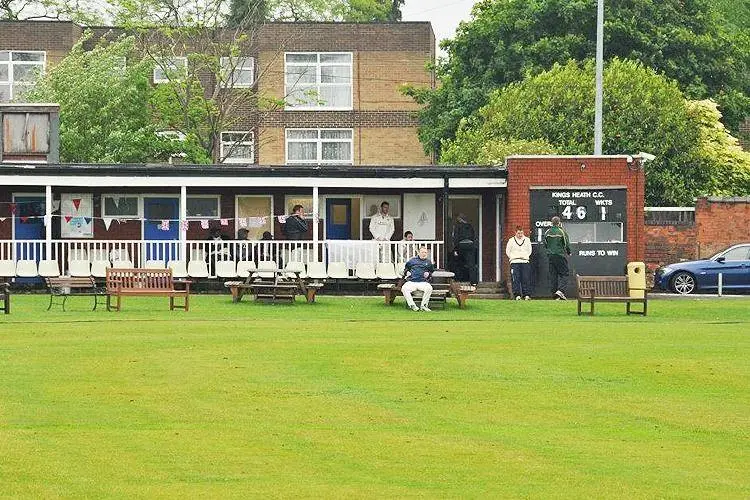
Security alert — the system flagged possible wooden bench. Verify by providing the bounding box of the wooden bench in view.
[106,268,191,312]
[378,281,451,309]
[224,274,323,304]
[45,276,105,311]
[576,275,647,316]
[249,281,298,304]
[0,282,9,314]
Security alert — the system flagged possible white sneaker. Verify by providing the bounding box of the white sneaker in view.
[555,290,567,300]
[515,296,521,300]
[524,296,531,300]
[411,305,420,311]
[420,305,432,312]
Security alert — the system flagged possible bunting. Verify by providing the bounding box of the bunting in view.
[159,220,170,231]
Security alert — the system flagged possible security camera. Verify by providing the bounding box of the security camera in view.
[638,152,656,162]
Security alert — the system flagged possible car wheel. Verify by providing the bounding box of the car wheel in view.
[671,272,696,295]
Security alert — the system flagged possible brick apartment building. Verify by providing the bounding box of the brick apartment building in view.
[0,20,648,295]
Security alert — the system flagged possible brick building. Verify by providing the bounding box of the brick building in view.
[0,21,649,294]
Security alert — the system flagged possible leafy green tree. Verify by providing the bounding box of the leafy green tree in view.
[264,0,395,21]
[24,35,183,163]
[441,59,750,205]
[407,0,750,156]
[227,0,267,27]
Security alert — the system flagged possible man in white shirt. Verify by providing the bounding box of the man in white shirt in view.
[369,201,395,261]
[506,225,533,300]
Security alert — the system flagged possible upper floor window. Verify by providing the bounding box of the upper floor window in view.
[153,57,187,83]
[286,128,353,165]
[220,131,254,163]
[0,51,46,102]
[285,53,352,110]
[221,57,254,88]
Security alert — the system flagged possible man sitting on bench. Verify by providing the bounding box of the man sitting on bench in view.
[402,246,435,312]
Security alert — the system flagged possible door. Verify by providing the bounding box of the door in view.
[13,195,46,282]
[326,198,351,240]
[447,196,481,281]
[715,245,750,289]
[143,197,179,262]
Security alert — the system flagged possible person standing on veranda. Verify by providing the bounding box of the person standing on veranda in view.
[506,225,532,300]
[401,246,435,312]
[369,201,395,261]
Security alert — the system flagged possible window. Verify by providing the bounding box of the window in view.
[721,246,750,261]
[566,222,624,243]
[285,196,314,219]
[153,57,187,83]
[286,128,353,165]
[187,196,220,219]
[363,196,401,218]
[221,57,254,88]
[0,51,46,102]
[102,195,140,218]
[220,131,254,163]
[285,52,352,109]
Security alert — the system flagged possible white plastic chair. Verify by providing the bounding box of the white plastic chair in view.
[255,260,277,280]
[187,260,209,278]
[327,262,349,280]
[0,260,16,278]
[285,261,307,279]
[306,262,327,281]
[168,260,188,278]
[112,260,134,269]
[38,260,61,278]
[216,261,237,278]
[236,261,257,278]
[68,260,91,277]
[109,249,130,262]
[16,260,38,278]
[376,262,398,280]
[90,260,111,278]
[355,262,376,280]
[145,260,165,269]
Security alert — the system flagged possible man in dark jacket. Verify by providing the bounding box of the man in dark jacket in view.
[543,216,572,300]
[283,204,308,240]
[452,214,477,285]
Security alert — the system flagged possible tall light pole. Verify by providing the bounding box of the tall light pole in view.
[594,0,604,155]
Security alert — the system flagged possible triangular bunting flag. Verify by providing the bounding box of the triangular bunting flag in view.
[159,219,170,231]
[220,218,229,226]
[103,218,113,230]
[43,215,51,227]
[9,203,16,215]
[278,215,287,224]
[84,217,92,224]
[72,198,81,211]
[180,220,189,231]
[112,196,120,209]
[200,219,210,230]
[20,216,28,223]
[0,217,5,222]
[64,216,72,223]
[239,217,248,229]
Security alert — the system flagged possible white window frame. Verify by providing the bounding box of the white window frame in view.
[284,52,353,110]
[153,56,188,84]
[186,195,221,220]
[0,50,46,102]
[220,56,255,88]
[101,194,141,218]
[220,131,255,163]
[285,128,354,165]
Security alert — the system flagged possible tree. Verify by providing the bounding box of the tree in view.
[24,35,183,163]
[264,0,394,21]
[441,59,750,205]
[0,0,105,23]
[227,0,267,27]
[406,0,750,157]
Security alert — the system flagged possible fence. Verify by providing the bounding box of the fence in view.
[0,239,444,278]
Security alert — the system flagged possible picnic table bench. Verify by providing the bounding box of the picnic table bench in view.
[0,282,9,314]
[224,269,323,304]
[45,276,106,311]
[106,268,191,312]
[576,275,647,316]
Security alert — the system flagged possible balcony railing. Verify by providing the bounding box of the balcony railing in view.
[0,239,443,278]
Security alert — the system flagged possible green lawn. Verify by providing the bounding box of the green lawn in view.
[1,295,749,498]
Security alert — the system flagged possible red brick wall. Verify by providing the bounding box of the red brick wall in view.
[645,225,698,269]
[695,197,750,257]
[505,156,646,264]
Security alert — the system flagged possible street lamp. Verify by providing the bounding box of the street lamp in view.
[594,0,604,155]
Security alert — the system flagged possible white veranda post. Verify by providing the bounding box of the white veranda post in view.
[312,186,319,261]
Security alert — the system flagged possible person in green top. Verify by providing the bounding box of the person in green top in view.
[543,216,572,300]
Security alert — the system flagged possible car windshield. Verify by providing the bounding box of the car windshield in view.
[710,245,750,260]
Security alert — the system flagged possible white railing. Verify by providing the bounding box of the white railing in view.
[0,239,444,278]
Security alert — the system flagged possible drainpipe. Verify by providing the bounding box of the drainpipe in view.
[312,185,319,261]
[180,186,187,261]
[45,185,52,259]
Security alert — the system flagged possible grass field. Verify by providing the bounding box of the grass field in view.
[1,294,749,498]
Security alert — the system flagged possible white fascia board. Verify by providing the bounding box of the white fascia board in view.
[0,175,446,189]
[448,178,507,189]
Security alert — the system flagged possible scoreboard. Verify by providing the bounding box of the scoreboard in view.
[530,188,627,243]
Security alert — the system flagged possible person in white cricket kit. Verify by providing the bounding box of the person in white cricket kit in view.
[401,246,435,312]
[369,201,395,261]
